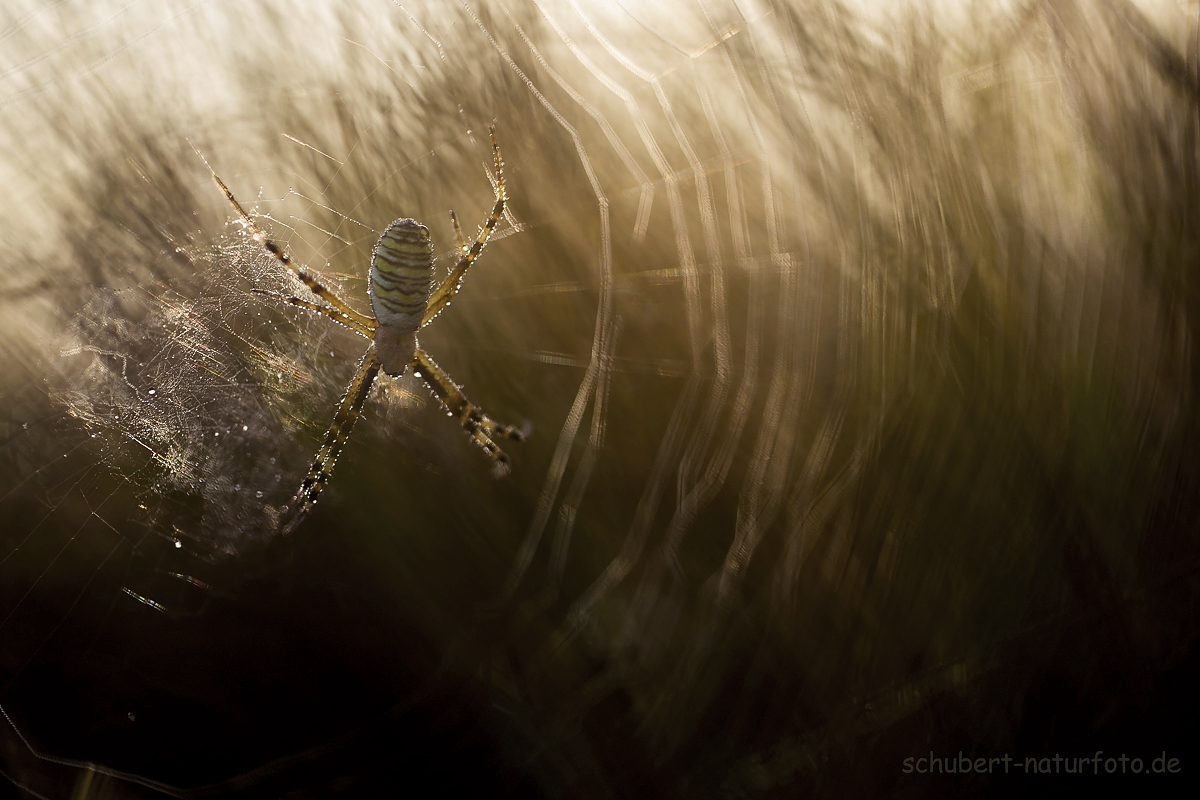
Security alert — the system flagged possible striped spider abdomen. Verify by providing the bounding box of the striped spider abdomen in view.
[369,218,434,376]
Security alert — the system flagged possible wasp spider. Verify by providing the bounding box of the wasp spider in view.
[206,125,526,531]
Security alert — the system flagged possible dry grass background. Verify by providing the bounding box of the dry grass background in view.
[0,0,1198,796]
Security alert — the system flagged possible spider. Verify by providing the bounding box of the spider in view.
[204,125,526,531]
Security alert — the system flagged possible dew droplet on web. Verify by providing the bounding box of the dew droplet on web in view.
[147,389,156,395]
[255,491,263,498]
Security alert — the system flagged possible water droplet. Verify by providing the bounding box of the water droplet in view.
[147,389,156,395]
[174,540,182,549]
[234,484,241,491]
[242,425,248,431]
[413,371,422,378]
[255,490,264,498]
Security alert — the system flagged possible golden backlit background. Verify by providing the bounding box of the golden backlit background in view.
[1,0,1197,796]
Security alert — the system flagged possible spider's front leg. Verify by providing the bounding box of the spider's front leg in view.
[412,347,527,475]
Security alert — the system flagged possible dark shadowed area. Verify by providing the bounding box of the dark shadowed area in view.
[1,0,1197,797]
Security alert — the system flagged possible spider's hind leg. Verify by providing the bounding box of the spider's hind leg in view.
[198,153,375,332]
[412,347,526,474]
[449,209,467,256]
[283,346,382,533]
[250,289,375,337]
[421,124,506,328]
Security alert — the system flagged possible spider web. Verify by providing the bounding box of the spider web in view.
[2,0,1199,797]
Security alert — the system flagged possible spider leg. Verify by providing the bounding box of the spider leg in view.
[422,124,506,327]
[250,289,375,337]
[449,209,467,256]
[412,346,526,473]
[206,169,376,331]
[284,346,382,533]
